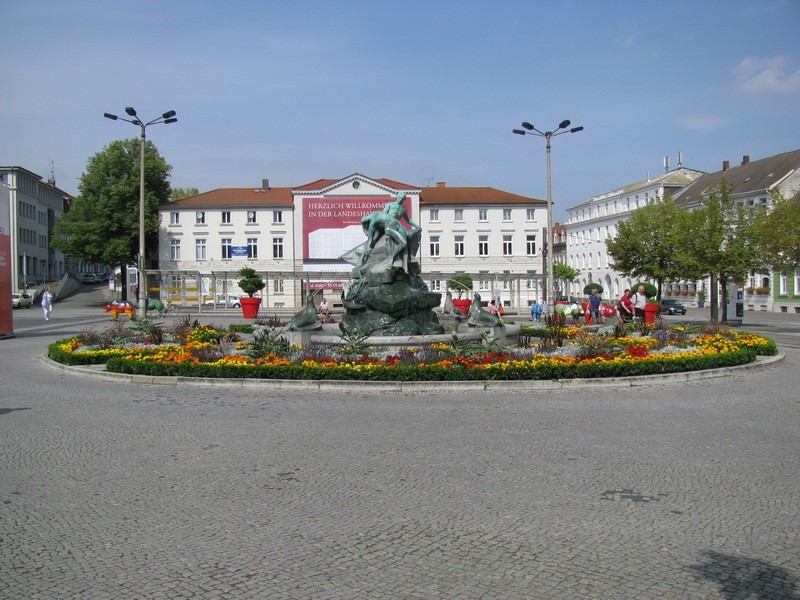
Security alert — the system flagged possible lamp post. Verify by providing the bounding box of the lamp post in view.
[513,119,582,307]
[104,107,177,319]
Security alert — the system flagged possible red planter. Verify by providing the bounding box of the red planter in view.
[644,303,659,323]
[452,299,471,316]
[240,297,262,319]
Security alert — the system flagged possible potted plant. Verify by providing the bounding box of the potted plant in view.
[696,290,705,308]
[447,274,474,316]
[755,286,770,295]
[238,267,265,319]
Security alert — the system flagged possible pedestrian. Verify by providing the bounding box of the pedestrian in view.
[618,289,634,322]
[531,299,542,322]
[588,289,603,324]
[631,285,647,319]
[41,286,53,320]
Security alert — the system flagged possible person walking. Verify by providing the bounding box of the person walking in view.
[41,287,53,320]
[531,300,542,322]
[588,289,603,324]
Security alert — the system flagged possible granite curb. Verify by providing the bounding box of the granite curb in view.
[40,352,786,392]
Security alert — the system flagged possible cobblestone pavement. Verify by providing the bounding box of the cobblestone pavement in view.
[1,300,799,598]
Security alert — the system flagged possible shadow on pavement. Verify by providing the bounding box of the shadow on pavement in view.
[689,549,800,599]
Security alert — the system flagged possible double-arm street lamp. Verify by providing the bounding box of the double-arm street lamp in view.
[513,119,583,306]
[104,107,177,319]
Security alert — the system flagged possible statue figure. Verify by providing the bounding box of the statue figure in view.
[288,294,322,331]
[467,292,503,327]
[338,192,443,337]
[443,291,466,319]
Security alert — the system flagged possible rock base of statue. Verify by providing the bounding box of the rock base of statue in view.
[340,266,443,337]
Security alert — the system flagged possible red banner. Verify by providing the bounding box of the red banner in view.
[303,196,391,260]
[0,185,13,336]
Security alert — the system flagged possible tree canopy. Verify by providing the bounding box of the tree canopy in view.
[52,138,172,298]
[171,187,199,201]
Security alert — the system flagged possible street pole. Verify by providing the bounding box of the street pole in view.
[513,119,583,308]
[104,107,177,319]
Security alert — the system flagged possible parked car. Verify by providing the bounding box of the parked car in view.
[204,295,242,308]
[81,273,101,284]
[660,298,687,315]
[12,292,33,309]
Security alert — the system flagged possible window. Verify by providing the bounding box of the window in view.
[780,275,788,295]
[503,280,511,291]
[273,237,284,259]
[247,238,258,259]
[503,209,512,222]
[479,209,488,222]
[430,279,441,291]
[430,235,440,257]
[503,235,513,256]
[170,239,181,261]
[454,235,465,256]
[274,278,284,293]
[221,238,232,259]
[478,235,489,257]
[195,211,205,224]
[221,211,231,225]
[479,280,490,291]
[273,210,283,224]
[247,211,257,224]
[526,235,536,256]
[454,208,464,221]
[170,212,179,225]
[430,209,439,222]
[795,273,800,296]
[526,208,535,221]
[195,239,206,260]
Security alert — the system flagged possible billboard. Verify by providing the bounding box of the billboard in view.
[303,196,393,260]
[0,184,13,336]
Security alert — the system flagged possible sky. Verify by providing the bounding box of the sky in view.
[2,0,799,224]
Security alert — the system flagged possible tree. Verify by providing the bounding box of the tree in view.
[171,187,199,201]
[52,138,172,301]
[553,262,580,296]
[753,195,800,271]
[681,182,762,322]
[606,195,688,299]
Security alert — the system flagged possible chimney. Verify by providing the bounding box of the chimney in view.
[741,155,750,166]
[261,178,270,190]
[722,161,730,172]
[436,181,446,188]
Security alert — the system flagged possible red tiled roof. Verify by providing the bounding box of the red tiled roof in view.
[292,175,418,192]
[162,187,294,208]
[420,187,545,206]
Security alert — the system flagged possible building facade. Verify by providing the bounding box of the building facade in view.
[673,149,800,313]
[565,166,704,301]
[158,174,548,310]
[0,166,72,290]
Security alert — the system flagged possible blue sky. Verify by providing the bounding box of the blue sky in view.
[2,0,799,223]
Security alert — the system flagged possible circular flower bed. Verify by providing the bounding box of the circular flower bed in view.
[47,315,778,382]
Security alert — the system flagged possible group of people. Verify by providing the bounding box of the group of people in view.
[524,284,650,324]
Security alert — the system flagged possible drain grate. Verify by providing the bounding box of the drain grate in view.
[600,488,668,503]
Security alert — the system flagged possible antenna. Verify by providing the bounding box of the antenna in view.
[48,158,55,185]
[663,155,670,173]
[677,151,683,167]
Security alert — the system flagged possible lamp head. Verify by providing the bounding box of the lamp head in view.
[125,107,137,117]
[164,117,178,124]
[570,126,584,133]
[512,129,526,135]
[521,122,535,130]
[162,110,176,119]
[558,119,571,129]
[103,113,118,120]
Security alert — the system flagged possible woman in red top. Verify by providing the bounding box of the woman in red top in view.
[618,289,634,322]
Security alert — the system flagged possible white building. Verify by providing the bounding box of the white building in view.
[565,165,704,301]
[158,174,548,310]
[673,149,800,313]
[0,166,72,290]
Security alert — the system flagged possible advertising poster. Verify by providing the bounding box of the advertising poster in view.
[303,196,395,261]
[0,184,13,336]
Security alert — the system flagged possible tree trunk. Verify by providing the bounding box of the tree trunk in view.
[709,274,719,322]
[120,264,128,303]
[720,279,728,324]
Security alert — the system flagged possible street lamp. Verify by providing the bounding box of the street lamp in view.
[104,107,177,319]
[513,119,583,307]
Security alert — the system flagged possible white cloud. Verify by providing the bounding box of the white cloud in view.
[676,114,729,135]
[734,55,800,93]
